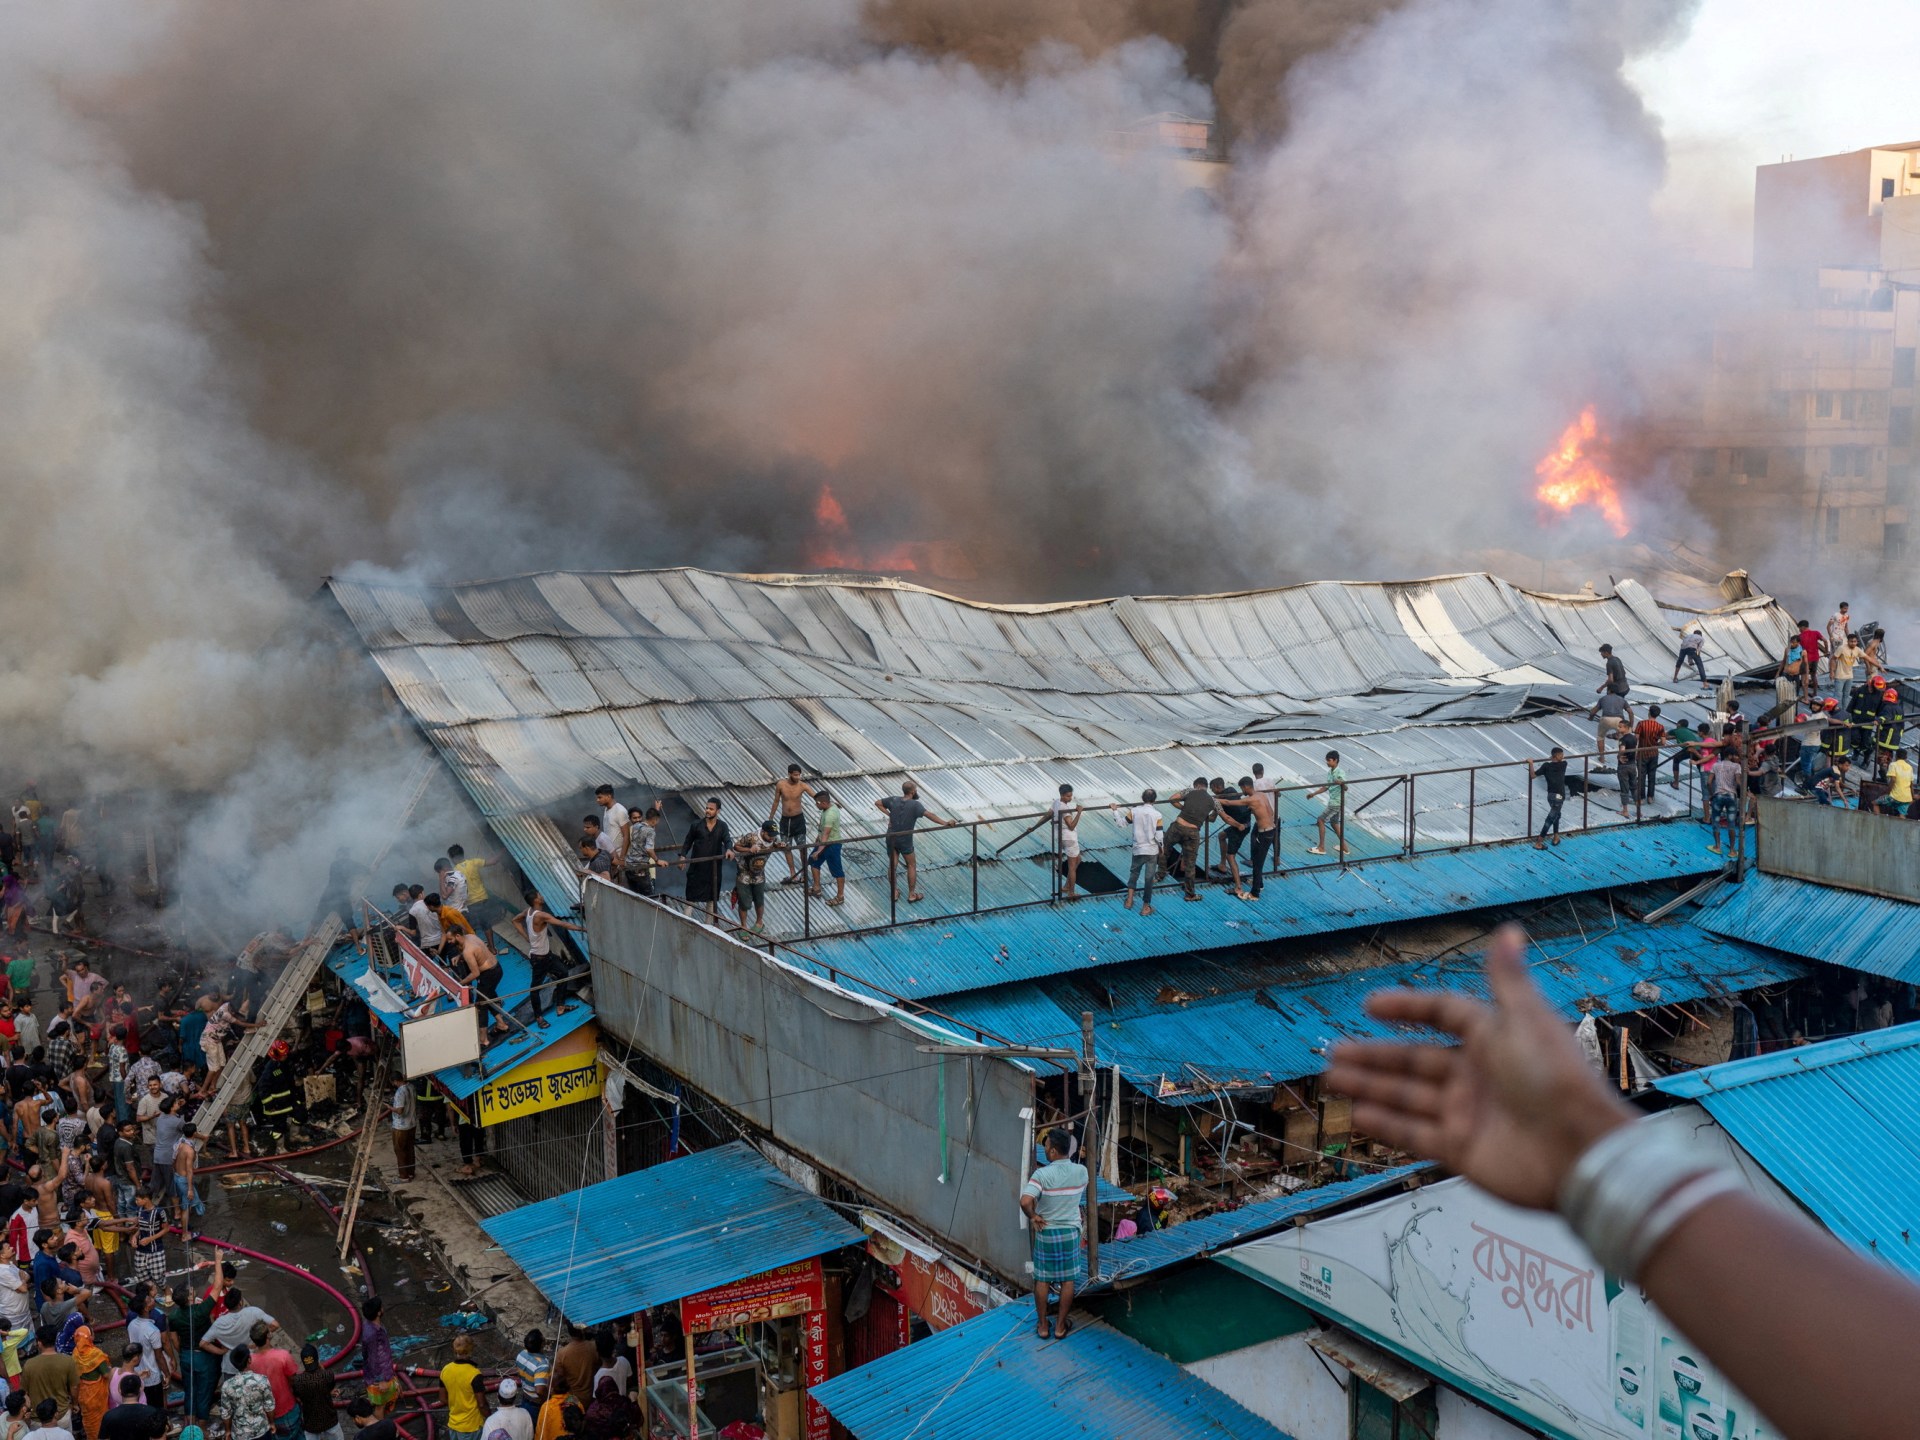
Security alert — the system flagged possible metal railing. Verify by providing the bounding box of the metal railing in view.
[628,742,1725,944]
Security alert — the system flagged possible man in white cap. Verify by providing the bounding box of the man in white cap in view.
[481,1380,532,1440]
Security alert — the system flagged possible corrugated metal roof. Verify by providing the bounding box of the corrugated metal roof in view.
[1691,871,1920,982]
[480,1141,865,1324]
[1654,1024,1920,1276]
[1096,1167,1428,1285]
[326,569,1785,844]
[931,918,1807,1098]
[807,1303,1295,1440]
[790,823,1726,999]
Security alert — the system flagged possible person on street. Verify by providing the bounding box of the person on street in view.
[439,1337,484,1440]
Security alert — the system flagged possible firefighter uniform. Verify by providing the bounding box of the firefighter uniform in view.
[253,1056,303,1151]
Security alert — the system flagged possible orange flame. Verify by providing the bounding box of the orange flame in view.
[805,484,920,573]
[1535,406,1629,537]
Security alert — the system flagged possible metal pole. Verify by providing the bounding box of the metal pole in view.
[1526,762,1533,840]
[1582,754,1590,832]
[1081,1010,1099,1283]
[802,857,811,939]
[685,1325,700,1440]
[1467,768,1476,847]
[889,833,897,928]
[972,820,980,914]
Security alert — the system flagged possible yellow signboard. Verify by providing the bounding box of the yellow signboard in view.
[476,1035,603,1126]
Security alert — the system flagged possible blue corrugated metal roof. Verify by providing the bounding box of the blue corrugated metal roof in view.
[480,1142,865,1324]
[808,1302,1296,1440]
[1097,1166,1427,1286]
[1692,871,1920,982]
[1653,1024,1920,1276]
[935,919,1807,1100]
[325,940,596,1101]
[797,822,1721,999]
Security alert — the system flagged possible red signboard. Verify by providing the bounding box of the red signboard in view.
[396,932,471,1008]
[865,1230,988,1331]
[679,1258,825,1333]
[802,1307,831,1440]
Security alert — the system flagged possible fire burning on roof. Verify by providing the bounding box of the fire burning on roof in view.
[1535,406,1630,537]
[802,484,978,581]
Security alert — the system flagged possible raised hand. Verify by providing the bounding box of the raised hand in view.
[1323,924,1633,1209]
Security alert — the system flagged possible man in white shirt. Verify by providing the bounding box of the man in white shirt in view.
[594,787,631,870]
[1049,785,1083,900]
[482,1380,533,1440]
[435,859,470,915]
[1110,790,1162,917]
[408,894,443,951]
[0,1255,30,1331]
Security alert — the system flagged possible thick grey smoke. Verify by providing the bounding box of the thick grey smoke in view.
[1,0,1715,930]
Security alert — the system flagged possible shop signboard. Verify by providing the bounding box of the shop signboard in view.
[396,932,470,1008]
[680,1258,826,1333]
[803,1307,831,1440]
[1221,1112,1783,1440]
[861,1212,990,1331]
[474,1034,604,1127]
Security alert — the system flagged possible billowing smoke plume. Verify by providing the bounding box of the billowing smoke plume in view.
[2,0,1710,928]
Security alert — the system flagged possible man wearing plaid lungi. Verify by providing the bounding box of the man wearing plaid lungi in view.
[1019,1130,1088,1340]
[131,1184,169,1287]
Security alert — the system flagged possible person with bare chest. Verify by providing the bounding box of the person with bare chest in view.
[767,765,814,885]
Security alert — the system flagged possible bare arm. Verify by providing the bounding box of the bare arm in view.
[1325,926,1920,1440]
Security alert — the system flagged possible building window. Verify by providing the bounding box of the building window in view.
[1856,446,1874,477]
[1893,407,1915,448]
[1842,391,1858,420]
[1351,1379,1437,1440]
[1897,348,1918,388]
[1886,178,1898,200]
[1827,508,1841,543]
[1693,448,1718,479]
[1890,464,1914,504]
[1767,391,1791,419]
[1816,391,1834,418]
[1888,523,1909,561]
[1872,286,1896,311]
[1737,448,1768,477]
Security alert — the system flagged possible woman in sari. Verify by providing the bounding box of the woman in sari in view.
[72,1325,112,1440]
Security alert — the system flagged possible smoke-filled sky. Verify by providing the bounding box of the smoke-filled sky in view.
[0,0,1861,924]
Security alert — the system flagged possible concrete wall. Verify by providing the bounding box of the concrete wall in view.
[1755,794,1920,901]
[584,882,1036,1283]
[1186,1334,1347,1440]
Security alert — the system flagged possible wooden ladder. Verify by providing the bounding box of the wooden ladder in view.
[337,1044,392,1260]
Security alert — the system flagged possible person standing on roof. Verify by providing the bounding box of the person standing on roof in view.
[1110,791,1161,916]
[1240,778,1278,899]
[674,799,731,924]
[767,766,814,887]
[1306,751,1348,858]
[805,790,846,908]
[407,890,443,954]
[1615,730,1644,821]
[594,787,631,875]
[434,858,470,922]
[447,846,507,933]
[876,782,952,907]
[1673,622,1708,687]
[1050,785,1083,901]
[627,807,660,896]
[728,824,775,934]
[520,895,585,1025]
[1831,631,1862,712]
[1211,779,1252,898]
[1873,681,1907,778]
[1589,688,1633,772]
[1530,747,1569,848]
[1596,644,1628,698]
[1162,779,1218,902]
[1632,705,1666,805]
[1827,601,1851,684]
[1018,1130,1087,1342]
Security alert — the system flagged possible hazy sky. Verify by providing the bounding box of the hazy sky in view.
[1633,0,1920,264]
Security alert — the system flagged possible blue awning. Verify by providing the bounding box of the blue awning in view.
[1655,1023,1920,1276]
[481,1142,865,1325]
[809,1303,1296,1440]
[326,940,596,1100]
